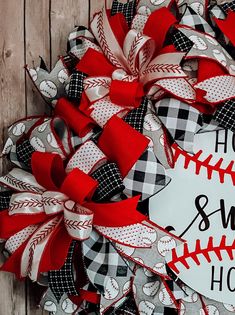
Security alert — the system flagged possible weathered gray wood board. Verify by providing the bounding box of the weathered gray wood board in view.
[0,0,101,313]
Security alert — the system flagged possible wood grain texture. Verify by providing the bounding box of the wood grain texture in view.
[50,0,89,66]
[90,0,113,18]
[25,0,51,116]
[0,0,26,313]
[24,2,51,313]
[0,0,108,314]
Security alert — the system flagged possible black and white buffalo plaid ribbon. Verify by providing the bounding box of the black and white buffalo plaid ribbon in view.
[155,98,203,153]
[180,6,215,36]
[67,26,93,51]
[123,147,170,201]
[82,230,133,295]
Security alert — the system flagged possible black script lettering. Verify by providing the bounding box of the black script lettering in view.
[211,266,223,291]
[196,195,210,231]
[220,200,235,230]
[180,195,235,238]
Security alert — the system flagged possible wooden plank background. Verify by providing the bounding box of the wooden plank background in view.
[0,0,113,314]
[0,0,227,314]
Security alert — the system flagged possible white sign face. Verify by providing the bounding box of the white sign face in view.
[150,129,235,304]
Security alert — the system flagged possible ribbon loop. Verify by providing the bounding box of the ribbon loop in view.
[84,76,111,103]
[109,80,144,107]
[42,191,68,215]
[61,168,98,204]
[32,152,66,191]
[64,201,93,240]
[123,29,155,75]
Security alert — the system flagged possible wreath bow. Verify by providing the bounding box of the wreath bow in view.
[0,149,155,281]
[75,7,196,128]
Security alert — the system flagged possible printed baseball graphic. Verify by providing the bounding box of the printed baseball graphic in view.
[142,227,157,245]
[61,298,77,313]
[44,300,57,312]
[150,129,235,304]
[58,68,69,83]
[143,280,160,296]
[152,262,167,275]
[212,49,227,67]
[157,235,176,257]
[150,0,166,5]
[205,34,219,46]
[132,257,144,265]
[37,121,48,133]
[103,277,120,300]
[47,133,59,148]
[222,47,232,60]
[2,137,13,154]
[39,80,58,98]
[138,300,155,315]
[189,35,208,51]
[29,68,38,82]
[143,267,154,277]
[200,305,219,315]
[181,285,198,303]
[158,287,173,306]
[179,302,186,315]
[12,122,26,136]
[122,280,132,295]
[143,113,161,131]
[30,136,46,152]
[190,2,204,16]
[223,303,235,312]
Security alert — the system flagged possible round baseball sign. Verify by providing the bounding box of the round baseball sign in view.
[150,128,235,304]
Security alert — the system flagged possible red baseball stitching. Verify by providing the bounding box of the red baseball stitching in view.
[64,219,92,230]
[167,235,235,274]
[173,143,235,185]
[97,12,123,68]
[142,64,183,75]
[84,78,110,90]
[9,198,44,211]
[4,174,45,193]
[27,218,60,275]
[128,32,143,74]
[139,41,150,70]
[42,196,64,206]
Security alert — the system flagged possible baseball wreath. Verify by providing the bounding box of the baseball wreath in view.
[1,0,235,314]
